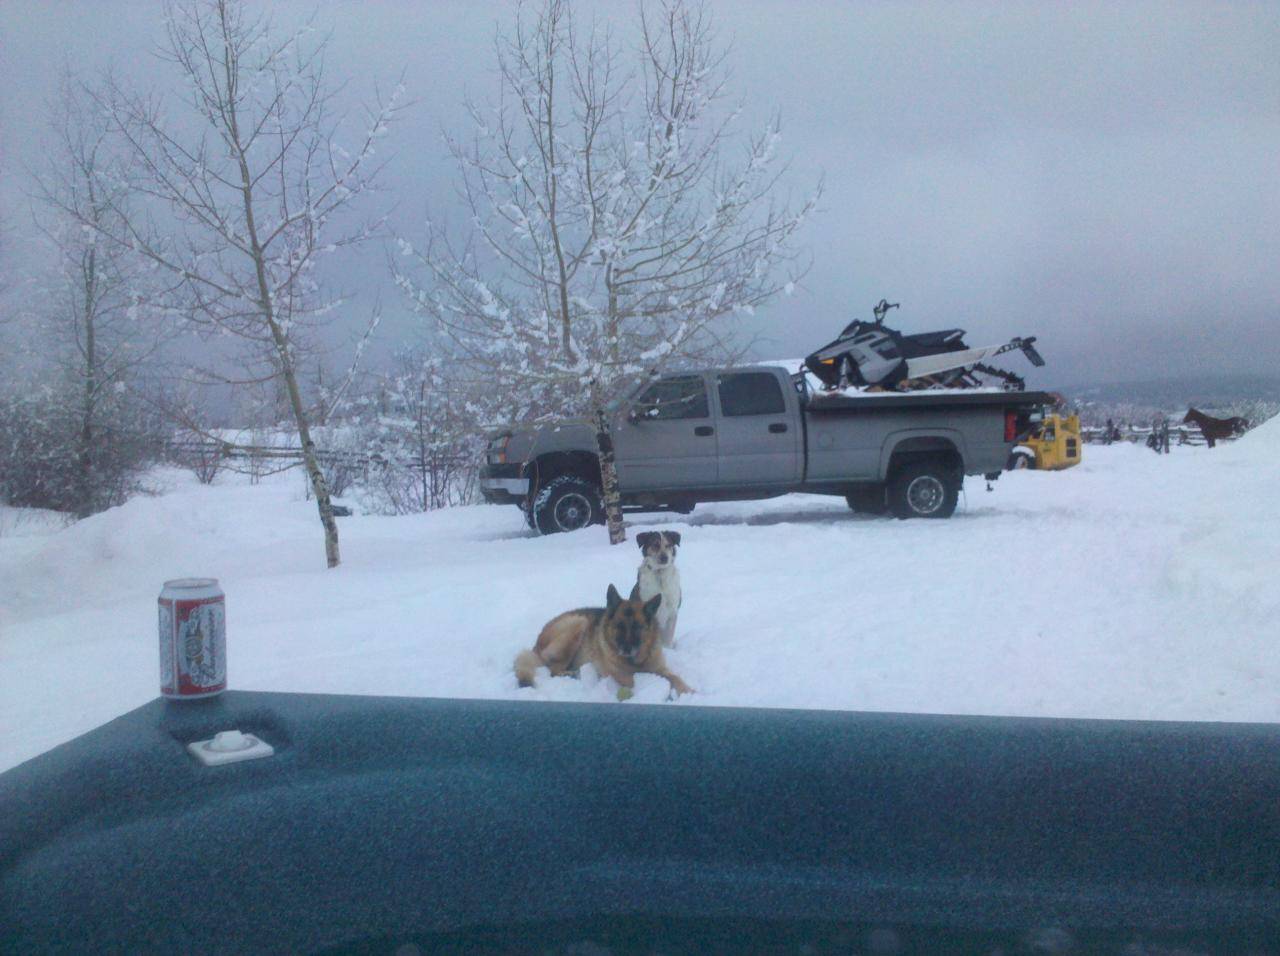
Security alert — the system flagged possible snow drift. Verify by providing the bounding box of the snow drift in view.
[2,419,1278,772]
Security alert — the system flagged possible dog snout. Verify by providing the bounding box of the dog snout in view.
[658,553,668,564]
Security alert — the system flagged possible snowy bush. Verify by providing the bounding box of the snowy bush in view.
[312,425,375,501]
[346,352,484,515]
[168,432,225,485]
[360,441,481,516]
[0,379,165,515]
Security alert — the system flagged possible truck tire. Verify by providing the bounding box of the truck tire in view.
[531,476,604,535]
[845,485,888,515]
[888,460,959,519]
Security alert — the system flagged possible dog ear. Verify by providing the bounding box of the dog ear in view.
[665,531,681,547]
[629,583,641,601]
[606,584,622,612]
[643,593,662,620]
[635,532,653,550]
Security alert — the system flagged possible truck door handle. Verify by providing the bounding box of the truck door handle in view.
[694,426,714,437]
[769,423,788,433]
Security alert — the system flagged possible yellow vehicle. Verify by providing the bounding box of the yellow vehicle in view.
[1007,411,1082,471]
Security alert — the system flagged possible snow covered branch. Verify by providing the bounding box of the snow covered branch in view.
[64,0,406,566]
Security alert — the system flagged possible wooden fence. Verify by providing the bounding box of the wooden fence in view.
[165,438,476,485]
[1081,425,1221,446]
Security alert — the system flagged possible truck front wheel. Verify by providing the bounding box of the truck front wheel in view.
[888,461,959,519]
[531,476,604,535]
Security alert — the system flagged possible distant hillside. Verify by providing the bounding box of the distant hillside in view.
[1060,374,1280,428]
[1065,374,1280,407]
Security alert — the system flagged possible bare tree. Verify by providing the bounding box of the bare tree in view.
[395,0,817,543]
[67,0,404,566]
[23,76,166,517]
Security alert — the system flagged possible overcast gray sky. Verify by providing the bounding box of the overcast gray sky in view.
[2,0,1277,386]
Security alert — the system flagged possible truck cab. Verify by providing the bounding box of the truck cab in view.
[615,368,802,494]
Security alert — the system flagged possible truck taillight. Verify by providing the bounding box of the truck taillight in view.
[488,434,512,464]
[1004,410,1017,442]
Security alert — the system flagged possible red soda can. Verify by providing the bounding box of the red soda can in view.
[158,578,227,699]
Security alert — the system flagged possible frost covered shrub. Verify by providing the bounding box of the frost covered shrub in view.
[170,435,224,485]
[347,353,484,515]
[360,438,481,515]
[352,413,482,516]
[311,424,375,500]
[0,379,165,516]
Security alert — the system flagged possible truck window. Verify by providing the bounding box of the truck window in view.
[717,372,787,416]
[635,376,709,420]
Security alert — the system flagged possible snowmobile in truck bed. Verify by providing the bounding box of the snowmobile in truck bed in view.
[805,299,1045,392]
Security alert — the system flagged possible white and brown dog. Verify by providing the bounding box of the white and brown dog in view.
[634,531,682,648]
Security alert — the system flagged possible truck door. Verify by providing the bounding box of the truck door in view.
[713,371,801,485]
[613,374,719,490]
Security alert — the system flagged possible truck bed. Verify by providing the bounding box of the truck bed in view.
[803,387,1056,413]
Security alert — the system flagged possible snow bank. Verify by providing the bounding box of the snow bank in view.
[2,430,1278,772]
[1158,414,1280,633]
[0,506,69,539]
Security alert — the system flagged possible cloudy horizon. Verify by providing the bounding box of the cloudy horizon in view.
[2,0,1277,388]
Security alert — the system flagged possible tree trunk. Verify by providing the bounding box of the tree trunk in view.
[221,32,341,568]
[76,247,97,519]
[595,264,626,544]
[606,261,620,368]
[287,365,341,568]
[593,403,626,545]
[265,322,341,566]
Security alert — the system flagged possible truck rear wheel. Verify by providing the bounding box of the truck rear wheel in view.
[888,460,959,519]
[531,476,604,535]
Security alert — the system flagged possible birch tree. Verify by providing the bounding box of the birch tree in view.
[68,0,403,566]
[395,0,817,543]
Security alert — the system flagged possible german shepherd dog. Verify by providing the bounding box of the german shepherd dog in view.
[514,584,693,697]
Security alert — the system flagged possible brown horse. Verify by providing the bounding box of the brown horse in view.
[1183,408,1249,448]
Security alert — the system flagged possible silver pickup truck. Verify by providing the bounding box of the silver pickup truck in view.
[480,365,1051,533]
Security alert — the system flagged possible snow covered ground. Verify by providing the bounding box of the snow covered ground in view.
[3,420,1278,773]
